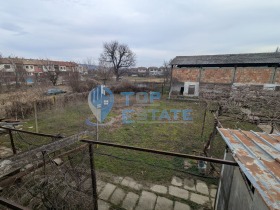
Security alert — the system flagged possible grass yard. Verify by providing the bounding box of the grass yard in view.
[0,95,261,185]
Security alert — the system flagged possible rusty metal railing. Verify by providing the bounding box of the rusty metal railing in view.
[0,126,64,155]
[80,139,238,210]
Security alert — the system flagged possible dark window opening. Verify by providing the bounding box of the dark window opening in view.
[275,86,280,91]
[249,85,263,91]
[245,175,255,194]
[188,85,195,95]
[180,87,184,95]
[4,65,10,69]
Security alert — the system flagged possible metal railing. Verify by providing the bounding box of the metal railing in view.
[0,126,64,155]
[80,139,238,210]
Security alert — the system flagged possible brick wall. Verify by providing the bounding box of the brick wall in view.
[172,67,200,82]
[235,67,273,84]
[274,69,280,84]
[201,67,233,83]
[172,66,276,84]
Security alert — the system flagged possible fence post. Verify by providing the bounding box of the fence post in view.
[89,144,98,210]
[42,150,46,175]
[34,101,38,133]
[8,130,16,154]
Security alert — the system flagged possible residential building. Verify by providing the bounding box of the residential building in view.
[0,58,79,85]
[137,67,148,77]
[148,66,163,76]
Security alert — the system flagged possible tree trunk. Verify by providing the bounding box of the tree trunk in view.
[116,74,120,81]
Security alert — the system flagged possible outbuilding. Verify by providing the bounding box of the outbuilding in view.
[216,128,280,210]
[170,52,280,97]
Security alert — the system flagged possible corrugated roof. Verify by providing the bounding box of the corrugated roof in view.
[218,128,280,210]
[171,53,280,66]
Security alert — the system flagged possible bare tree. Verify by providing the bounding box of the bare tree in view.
[162,59,172,87]
[42,59,60,86]
[97,58,113,85]
[80,57,96,77]
[99,41,136,81]
[0,54,3,91]
[7,56,26,87]
[68,71,82,92]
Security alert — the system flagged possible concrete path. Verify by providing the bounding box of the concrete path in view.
[94,175,217,210]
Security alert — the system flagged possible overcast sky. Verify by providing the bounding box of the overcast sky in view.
[0,0,279,67]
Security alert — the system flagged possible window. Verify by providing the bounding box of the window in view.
[275,86,280,91]
[188,85,195,95]
[4,65,10,69]
[30,66,33,69]
[249,85,263,91]
[26,65,29,69]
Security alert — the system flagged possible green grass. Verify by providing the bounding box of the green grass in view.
[93,99,218,184]
[0,97,261,185]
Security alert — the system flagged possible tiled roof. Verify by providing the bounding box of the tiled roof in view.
[0,58,77,67]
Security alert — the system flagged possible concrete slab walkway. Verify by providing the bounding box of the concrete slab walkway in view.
[94,175,217,210]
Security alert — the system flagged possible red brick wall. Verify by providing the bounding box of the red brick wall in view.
[274,69,280,84]
[172,67,200,82]
[235,67,273,84]
[201,67,233,83]
[172,66,276,84]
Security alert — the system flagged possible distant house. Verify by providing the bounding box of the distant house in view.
[137,67,148,77]
[125,67,138,76]
[0,58,79,85]
[0,58,25,84]
[148,66,164,77]
[216,128,280,210]
[170,53,280,97]
[78,64,96,75]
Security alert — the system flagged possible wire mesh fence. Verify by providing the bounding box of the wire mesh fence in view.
[0,91,231,210]
[0,137,228,210]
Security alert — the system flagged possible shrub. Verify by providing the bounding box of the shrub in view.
[110,82,151,94]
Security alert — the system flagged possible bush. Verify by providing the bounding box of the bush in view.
[4,92,89,119]
[68,73,100,93]
[110,82,151,94]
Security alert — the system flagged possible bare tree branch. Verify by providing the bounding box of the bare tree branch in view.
[99,41,136,81]
[42,59,60,86]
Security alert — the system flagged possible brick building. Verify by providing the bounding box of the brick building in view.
[0,58,79,85]
[170,53,280,96]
